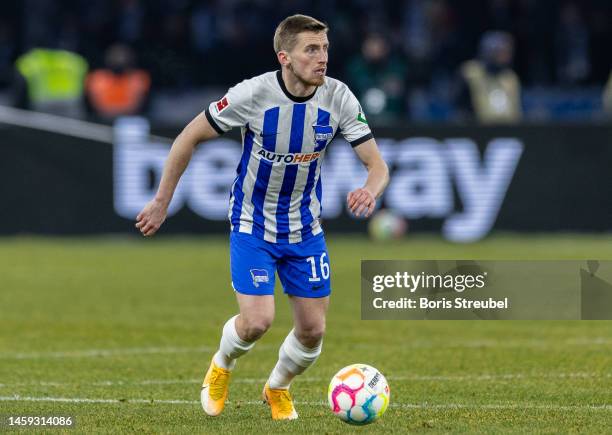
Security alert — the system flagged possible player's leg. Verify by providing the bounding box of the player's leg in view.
[201,232,277,416]
[215,293,275,370]
[263,234,331,419]
[267,295,328,388]
[263,298,329,420]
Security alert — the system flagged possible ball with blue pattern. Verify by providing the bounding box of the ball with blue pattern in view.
[328,364,390,425]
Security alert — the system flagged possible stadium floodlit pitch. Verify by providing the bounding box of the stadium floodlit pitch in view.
[1,234,611,433]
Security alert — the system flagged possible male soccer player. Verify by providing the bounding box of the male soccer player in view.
[135,14,389,420]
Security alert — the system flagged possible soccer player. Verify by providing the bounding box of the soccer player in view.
[135,14,389,420]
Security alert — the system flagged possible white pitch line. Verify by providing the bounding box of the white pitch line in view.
[0,344,283,360]
[135,371,612,384]
[391,403,612,411]
[0,396,197,405]
[0,346,215,360]
[1,337,610,360]
[389,372,612,382]
[352,337,612,350]
[0,372,609,389]
[0,396,610,411]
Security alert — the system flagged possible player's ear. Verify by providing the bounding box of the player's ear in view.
[277,50,290,67]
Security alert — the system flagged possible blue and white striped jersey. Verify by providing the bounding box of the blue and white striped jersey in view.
[205,71,372,244]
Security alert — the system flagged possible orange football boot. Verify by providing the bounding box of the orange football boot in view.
[200,359,231,416]
[262,383,298,420]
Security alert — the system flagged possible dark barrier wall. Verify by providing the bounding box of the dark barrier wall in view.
[2,118,611,241]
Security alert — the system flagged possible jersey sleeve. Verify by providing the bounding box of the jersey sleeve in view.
[339,88,373,147]
[204,80,252,134]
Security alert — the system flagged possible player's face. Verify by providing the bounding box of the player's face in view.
[287,31,329,86]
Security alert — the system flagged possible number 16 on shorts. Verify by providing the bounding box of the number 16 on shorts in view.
[307,253,330,282]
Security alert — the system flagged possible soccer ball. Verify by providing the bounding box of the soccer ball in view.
[368,209,407,241]
[328,364,390,425]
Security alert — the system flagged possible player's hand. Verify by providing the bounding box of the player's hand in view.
[135,199,168,237]
[347,187,376,218]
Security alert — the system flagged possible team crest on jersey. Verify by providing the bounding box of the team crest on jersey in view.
[250,269,269,287]
[215,96,229,113]
[313,125,334,150]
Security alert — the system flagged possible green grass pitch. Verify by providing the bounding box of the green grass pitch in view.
[1,234,611,433]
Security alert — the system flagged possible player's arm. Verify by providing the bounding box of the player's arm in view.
[347,138,389,218]
[135,113,219,236]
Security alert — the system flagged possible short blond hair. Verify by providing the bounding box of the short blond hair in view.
[273,14,328,53]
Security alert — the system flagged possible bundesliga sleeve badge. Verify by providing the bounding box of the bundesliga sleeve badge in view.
[216,96,229,113]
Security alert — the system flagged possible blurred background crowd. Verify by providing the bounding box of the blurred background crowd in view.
[0,0,611,124]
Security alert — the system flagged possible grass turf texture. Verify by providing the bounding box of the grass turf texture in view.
[0,234,611,433]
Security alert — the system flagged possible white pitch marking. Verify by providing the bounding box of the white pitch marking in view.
[0,372,609,388]
[0,396,197,405]
[351,337,612,350]
[387,372,612,382]
[0,346,216,360]
[2,337,609,360]
[210,371,612,384]
[0,396,610,411]
[0,344,280,360]
[390,402,612,411]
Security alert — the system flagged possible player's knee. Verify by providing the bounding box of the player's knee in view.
[295,323,326,348]
[241,316,273,341]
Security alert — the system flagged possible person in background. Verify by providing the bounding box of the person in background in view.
[14,47,88,117]
[556,2,590,85]
[85,44,151,120]
[454,31,521,123]
[346,33,407,121]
